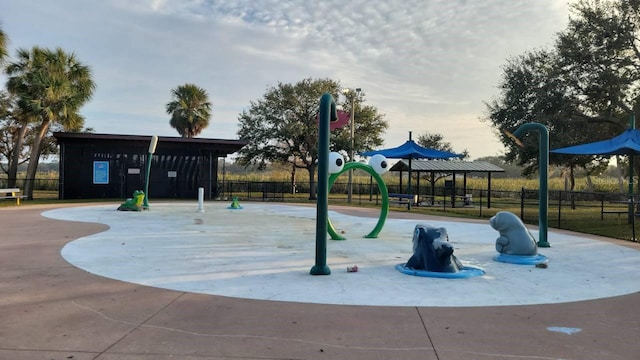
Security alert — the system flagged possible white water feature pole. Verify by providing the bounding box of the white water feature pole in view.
[197,187,205,213]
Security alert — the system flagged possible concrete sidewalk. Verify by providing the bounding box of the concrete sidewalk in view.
[1,203,639,359]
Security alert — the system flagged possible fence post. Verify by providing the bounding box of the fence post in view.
[558,190,562,228]
[442,189,447,211]
[520,187,525,220]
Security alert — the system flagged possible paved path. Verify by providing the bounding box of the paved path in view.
[1,203,639,359]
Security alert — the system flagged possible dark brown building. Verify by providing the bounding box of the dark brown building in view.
[53,132,246,200]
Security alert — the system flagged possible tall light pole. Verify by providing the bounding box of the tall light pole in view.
[343,87,361,204]
[143,135,158,210]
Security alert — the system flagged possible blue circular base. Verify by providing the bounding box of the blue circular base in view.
[395,264,485,279]
[227,206,243,210]
[493,253,548,265]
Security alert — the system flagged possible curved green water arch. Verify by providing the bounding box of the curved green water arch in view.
[327,162,389,239]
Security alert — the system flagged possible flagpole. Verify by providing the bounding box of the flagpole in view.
[408,131,412,197]
[629,114,635,225]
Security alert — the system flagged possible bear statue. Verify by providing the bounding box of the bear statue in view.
[489,211,538,256]
[405,224,462,273]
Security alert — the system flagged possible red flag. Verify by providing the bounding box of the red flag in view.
[316,110,350,131]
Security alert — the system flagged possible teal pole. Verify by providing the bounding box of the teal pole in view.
[310,93,336,275]
[511,123,550,247]
[143,135,158,210]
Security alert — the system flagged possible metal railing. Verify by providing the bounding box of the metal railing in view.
[218,180,637,242]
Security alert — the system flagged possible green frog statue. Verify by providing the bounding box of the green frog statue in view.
[117,190,146,211]
[227,196,242,209]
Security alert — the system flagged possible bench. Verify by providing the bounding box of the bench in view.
[418,195,436,206]
[600,209,629,221]
[600,199,635,221]
[388,193,418,209]
[0,188,26,205]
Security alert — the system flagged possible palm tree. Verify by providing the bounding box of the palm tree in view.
[166,83,212,137]
[6,46,95,199]
[0,92,37,187]
[0,26,8,63]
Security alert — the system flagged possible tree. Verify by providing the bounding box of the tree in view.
[486,49,604,180]
[166,83,212,137]
[475,156,526,178]
[484,0,634,189]
[332,90,388,161]
[0,91,30,185]
[5,46,95,199]
[416,131,469,159]
[414,131,469,185]
[0,90,90,186]
[237,78,387,199]
[0,25,7,63]
[555,0,640,187]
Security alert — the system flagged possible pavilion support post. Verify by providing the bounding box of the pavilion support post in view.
[431,172,435,201]
[416,170,420,200]
[487,172,492,208]
[451,171,456,208]
[408,158,413,195]
[463,173,468,195]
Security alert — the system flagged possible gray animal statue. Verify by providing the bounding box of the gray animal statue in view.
[489,211,538,255]
[405,224,462,273]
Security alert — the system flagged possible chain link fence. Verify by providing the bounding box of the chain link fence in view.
[218,180,636,242]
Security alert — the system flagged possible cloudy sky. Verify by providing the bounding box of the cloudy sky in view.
[2,0,572,159]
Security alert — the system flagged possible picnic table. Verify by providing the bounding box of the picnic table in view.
[0,188,26,205]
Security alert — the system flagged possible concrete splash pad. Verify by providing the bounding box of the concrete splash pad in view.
[44,202,640,307]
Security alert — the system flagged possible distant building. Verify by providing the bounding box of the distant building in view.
[53,132,247,200]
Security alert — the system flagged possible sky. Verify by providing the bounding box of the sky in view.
[1,0,573,160]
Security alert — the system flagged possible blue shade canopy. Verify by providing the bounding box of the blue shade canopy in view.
[551,129,640,156]
[361,140,462,159]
